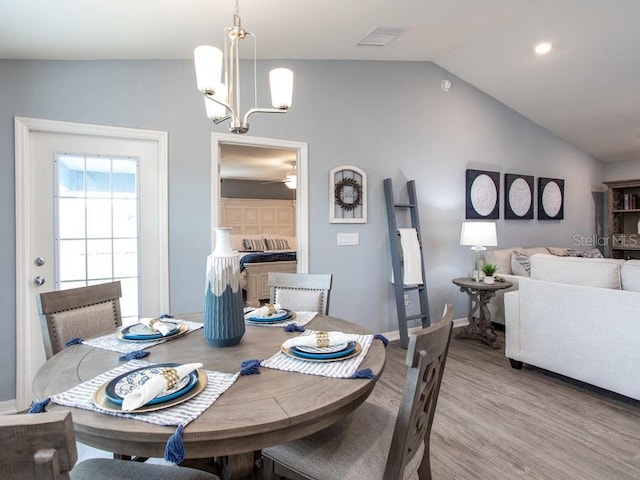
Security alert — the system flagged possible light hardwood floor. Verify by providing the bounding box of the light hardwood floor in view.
[79,329,640,479]
[369,329,640,480]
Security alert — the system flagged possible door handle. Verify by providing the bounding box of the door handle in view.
[34,276,45,286]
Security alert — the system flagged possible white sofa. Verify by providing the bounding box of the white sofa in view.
[484,246,559,325]
[504,253,640,400]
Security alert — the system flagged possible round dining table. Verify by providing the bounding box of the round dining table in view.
[32,313,386,479]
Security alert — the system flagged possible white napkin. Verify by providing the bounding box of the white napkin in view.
[139,317,172,336]
[121,362,202,411]
[244,303,282,319]
[282,331,350,349]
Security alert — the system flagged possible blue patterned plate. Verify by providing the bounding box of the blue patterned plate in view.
[104,363,198,406]
[121,321,180,340]
[290,341,357,360]
[247,308,292,323]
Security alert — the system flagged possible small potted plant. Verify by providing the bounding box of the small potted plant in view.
[481,263,498,284]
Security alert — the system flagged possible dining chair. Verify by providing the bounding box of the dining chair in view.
[262,304,454,480]
[268,272,333,314]
[0,411,219,480]
[37,281,123,359]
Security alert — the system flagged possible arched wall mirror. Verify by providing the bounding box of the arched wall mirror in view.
[211,134,309,305]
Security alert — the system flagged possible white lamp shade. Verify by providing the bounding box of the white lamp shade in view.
[269,68,293,109]
[194,46,223,93]
[460,221,497,247]
[204,84,228,120]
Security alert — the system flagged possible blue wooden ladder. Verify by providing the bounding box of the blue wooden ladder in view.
[383,178,431,348]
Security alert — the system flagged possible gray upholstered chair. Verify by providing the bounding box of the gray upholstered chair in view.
[268,272,333,314]
[262,304,454,480]
[37,281,123,359]
[0,411,218,480]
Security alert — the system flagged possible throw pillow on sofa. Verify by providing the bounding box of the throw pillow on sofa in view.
[511,251,531,276]
[567,248,603,258]
[547,246,569,256]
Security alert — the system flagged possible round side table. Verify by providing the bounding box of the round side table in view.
[452,277,513,349]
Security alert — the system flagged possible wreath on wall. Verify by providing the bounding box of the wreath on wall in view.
[334,177,363,211]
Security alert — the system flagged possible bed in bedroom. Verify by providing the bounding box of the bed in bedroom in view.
[235,240,297,307]
[240,251,297,307]
[223,197,298,306]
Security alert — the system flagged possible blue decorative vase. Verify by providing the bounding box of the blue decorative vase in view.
[203,228,245,347]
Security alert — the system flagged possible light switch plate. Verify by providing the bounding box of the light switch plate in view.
[337,233,359,245]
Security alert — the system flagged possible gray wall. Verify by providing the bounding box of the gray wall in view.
[604,158,640,182]
[0,59,602,401]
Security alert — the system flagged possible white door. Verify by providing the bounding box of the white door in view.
[15,117,169,410]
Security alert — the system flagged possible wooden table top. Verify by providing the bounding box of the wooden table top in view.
[32,314,386,459]
[452,277,513,291]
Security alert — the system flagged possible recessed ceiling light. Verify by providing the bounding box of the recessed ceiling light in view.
[534,41,554,55]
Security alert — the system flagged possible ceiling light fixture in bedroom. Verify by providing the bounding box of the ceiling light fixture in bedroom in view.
[194,0,294,134]
[284,165,297,190]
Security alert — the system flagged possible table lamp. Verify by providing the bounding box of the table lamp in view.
[460,221,497,281]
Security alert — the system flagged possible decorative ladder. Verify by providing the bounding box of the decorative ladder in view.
[383,178,431,348]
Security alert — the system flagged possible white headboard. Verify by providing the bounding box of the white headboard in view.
[221,197,296,236]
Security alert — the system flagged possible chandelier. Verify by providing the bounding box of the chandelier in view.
[194,0,294,134]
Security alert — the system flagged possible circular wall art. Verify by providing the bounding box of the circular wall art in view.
[465,169,499,219]
[505,173,534,220]
[329,165,367,223]
[538,177,564,220]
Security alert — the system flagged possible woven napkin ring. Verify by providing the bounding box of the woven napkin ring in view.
[315,331,330,348]
[148,317,161,332]
[161,368,180,390]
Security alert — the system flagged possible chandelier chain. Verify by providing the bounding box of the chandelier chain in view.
[234,0,240,16]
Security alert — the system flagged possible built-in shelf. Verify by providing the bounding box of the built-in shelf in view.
[605,179,640,260]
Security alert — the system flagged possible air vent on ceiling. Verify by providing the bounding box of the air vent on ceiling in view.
[356,25,410,47]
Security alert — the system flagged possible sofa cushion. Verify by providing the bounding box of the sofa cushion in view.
[486,247,523,275]
[547,246,569,256]
[511,251,531,276]
[621,260,640,292]
[522,247,550,257]
[567,248,604,258]
[530,253,623,289]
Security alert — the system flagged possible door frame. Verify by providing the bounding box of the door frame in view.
[14,116,169,411]
[211,133,309,273]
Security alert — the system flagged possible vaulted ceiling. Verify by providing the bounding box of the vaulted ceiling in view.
[3,0,640,163]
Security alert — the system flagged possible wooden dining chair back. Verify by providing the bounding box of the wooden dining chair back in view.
[268,272,333,314]
[1,410,77,480]
[0,411,220,480]
[37,281,122,359]
[262,304,454,480]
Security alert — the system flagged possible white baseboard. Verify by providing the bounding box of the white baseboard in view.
[382,316,468,342]
[0,399,18,415]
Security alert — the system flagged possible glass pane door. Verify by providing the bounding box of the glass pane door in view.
[55,153,139,323]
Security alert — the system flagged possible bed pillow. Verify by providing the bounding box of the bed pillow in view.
[265,238,290,251]
[242,238,266,252]
[231,235,245,251]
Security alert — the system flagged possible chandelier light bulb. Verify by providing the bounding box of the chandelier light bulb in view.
[204,84,229,120]
[269,68,294,109]
[194,46,223,93]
